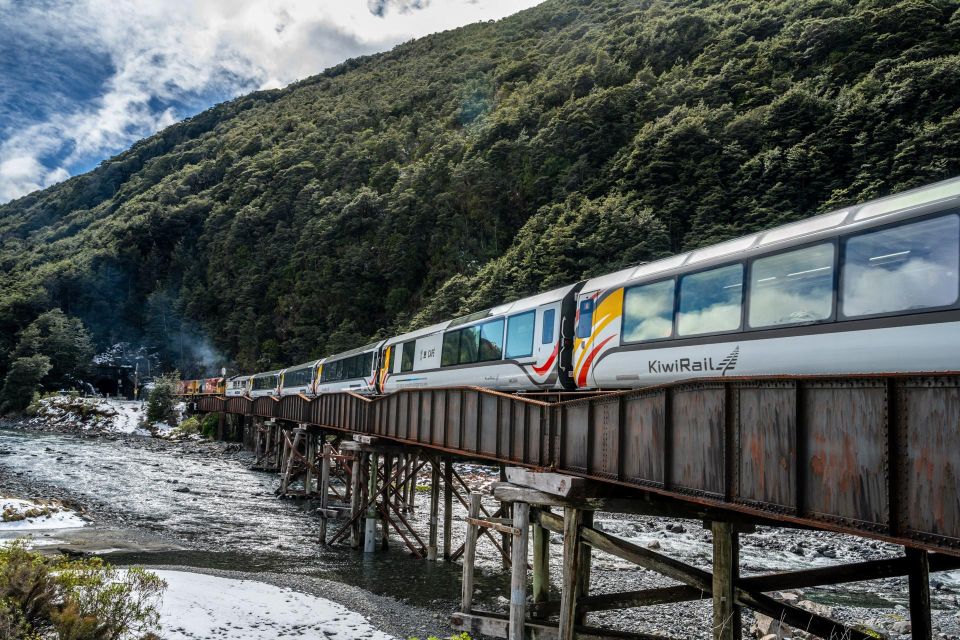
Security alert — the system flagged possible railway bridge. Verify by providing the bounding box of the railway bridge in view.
[192,372,960,640]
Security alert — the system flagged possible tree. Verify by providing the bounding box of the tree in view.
[0,354,52,413]
[12,309,94,391]
[146,373,178,424]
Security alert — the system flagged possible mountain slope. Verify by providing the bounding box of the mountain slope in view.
[1,0,959,376]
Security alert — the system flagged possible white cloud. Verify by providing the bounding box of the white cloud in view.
[0,0,543,203]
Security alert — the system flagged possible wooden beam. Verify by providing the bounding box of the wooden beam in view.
[558,507,584,640]
[443,458,453,560]
[532,507,551,617]
[579,525,712,592]
[461,492,482,613]
[318,443,332,543]
[739,556,913,592]
[535,585,706,617]
[505,467,586,497]
[578,510,594,626]
[466,517,521,537]
[509,502,530,640]
[907,548,932,640]
[711,521,740,640]
[428,460,441,561]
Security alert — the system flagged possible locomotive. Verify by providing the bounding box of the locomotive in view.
[182,177,960,397]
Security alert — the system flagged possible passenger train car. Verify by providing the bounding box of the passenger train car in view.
[573,178,960,387]
[314,342,384,395]
[380,283,581,392]
[179,177,960,397]
[225,375,251,397]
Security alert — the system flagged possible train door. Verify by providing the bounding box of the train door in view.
[534,302,561,387]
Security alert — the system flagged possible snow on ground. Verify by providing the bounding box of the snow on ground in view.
[1,497,85,531]
[153,570,397,640]
[29,395,151,435]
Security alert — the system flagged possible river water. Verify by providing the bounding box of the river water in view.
[2,426,959,638]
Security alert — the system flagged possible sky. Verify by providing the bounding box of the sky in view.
[0,0,543,204]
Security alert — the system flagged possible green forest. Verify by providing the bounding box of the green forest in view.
[1,0,958,380]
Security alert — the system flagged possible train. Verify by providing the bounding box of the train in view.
[180,177,960,397]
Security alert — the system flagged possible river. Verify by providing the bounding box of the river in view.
[2,425,958,639]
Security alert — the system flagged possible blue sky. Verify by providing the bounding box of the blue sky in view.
[0,0,543,204]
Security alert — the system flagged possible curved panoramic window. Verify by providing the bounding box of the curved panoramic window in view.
[677,264,743,336]
[749,243,835,328]
[623,279,675,342]
[505,311,536,359]
[479,319,505,361]
[841,214,959,317]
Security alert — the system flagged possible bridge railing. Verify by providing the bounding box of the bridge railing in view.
[192,373,960,555]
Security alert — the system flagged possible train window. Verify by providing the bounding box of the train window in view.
[677,264,743,336]
[505,310,535,359]
[749,243,835,328]
[542,309,556,344]
[842,214,960,317]
[441,331,460,367]
[459,326,480,364]
[623,279,675,342]
[479,318,505,361]
[576,298,594,339]
[401,341,416,372]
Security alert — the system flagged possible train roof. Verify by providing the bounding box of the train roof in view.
[324,340,385,362]
[384,320,451,347]
[580,176,960,293]
[227,374,251,381]
[283,359,322,372]
[251,369,281,379]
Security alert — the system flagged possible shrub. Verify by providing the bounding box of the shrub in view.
[146,373,178,424]
[199,413,219,438]
[0,542,165,640]
[174,416,200,437]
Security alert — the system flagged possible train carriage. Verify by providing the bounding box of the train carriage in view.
[279,360,322,397]
[380,283,582,392]
[573,178,960,388]
[314,342,383,395]
[249,370,281,398]
[202,377,225,395]
[225,375,251,397]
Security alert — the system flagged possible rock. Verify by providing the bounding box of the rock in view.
[669,523,686,534]
[816,544,837,558]
[173,486,191,493]
[647,540,661,550]
[777,591,800,603]
[796,600,832,618]
[753,613,791,638]
[789,544,805,556]
[891,620,911,634]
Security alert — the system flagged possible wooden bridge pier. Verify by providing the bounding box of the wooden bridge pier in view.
[452,468,960,640]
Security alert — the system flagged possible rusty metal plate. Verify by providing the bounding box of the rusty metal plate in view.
[621,392,665,486]
[590,397,621,478]
[561,403,589,473]
[252,397,276,418]
[432,391,445,446]
[670,386,725,496]
[736,385,797,510]
[528,405,542,465]
[446,390,462,450]
[463,391,479,453]
[803,383,889,528]
[479,394,498,456]
[901,382,960,542]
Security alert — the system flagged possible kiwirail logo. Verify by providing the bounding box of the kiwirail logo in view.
[647,346,740,375]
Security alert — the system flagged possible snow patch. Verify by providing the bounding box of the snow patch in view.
[152,570,397,640]
[29,395,151,435]
[1,497,86,531]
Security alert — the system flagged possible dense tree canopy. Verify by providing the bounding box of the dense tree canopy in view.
[1,0,958,377]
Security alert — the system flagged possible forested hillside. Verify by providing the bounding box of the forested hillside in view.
[1,0,959,377]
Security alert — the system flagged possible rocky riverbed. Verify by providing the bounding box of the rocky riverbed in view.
[2,421,959,639]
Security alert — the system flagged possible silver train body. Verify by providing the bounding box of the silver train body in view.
[230,177,960,397]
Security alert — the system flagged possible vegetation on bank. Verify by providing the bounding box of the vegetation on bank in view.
[0,0,957,377]
[0,310,93,413]
[0,543,165,640]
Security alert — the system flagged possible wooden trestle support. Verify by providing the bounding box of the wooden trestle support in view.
[217,411,960,639]
[453,469,960,640]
